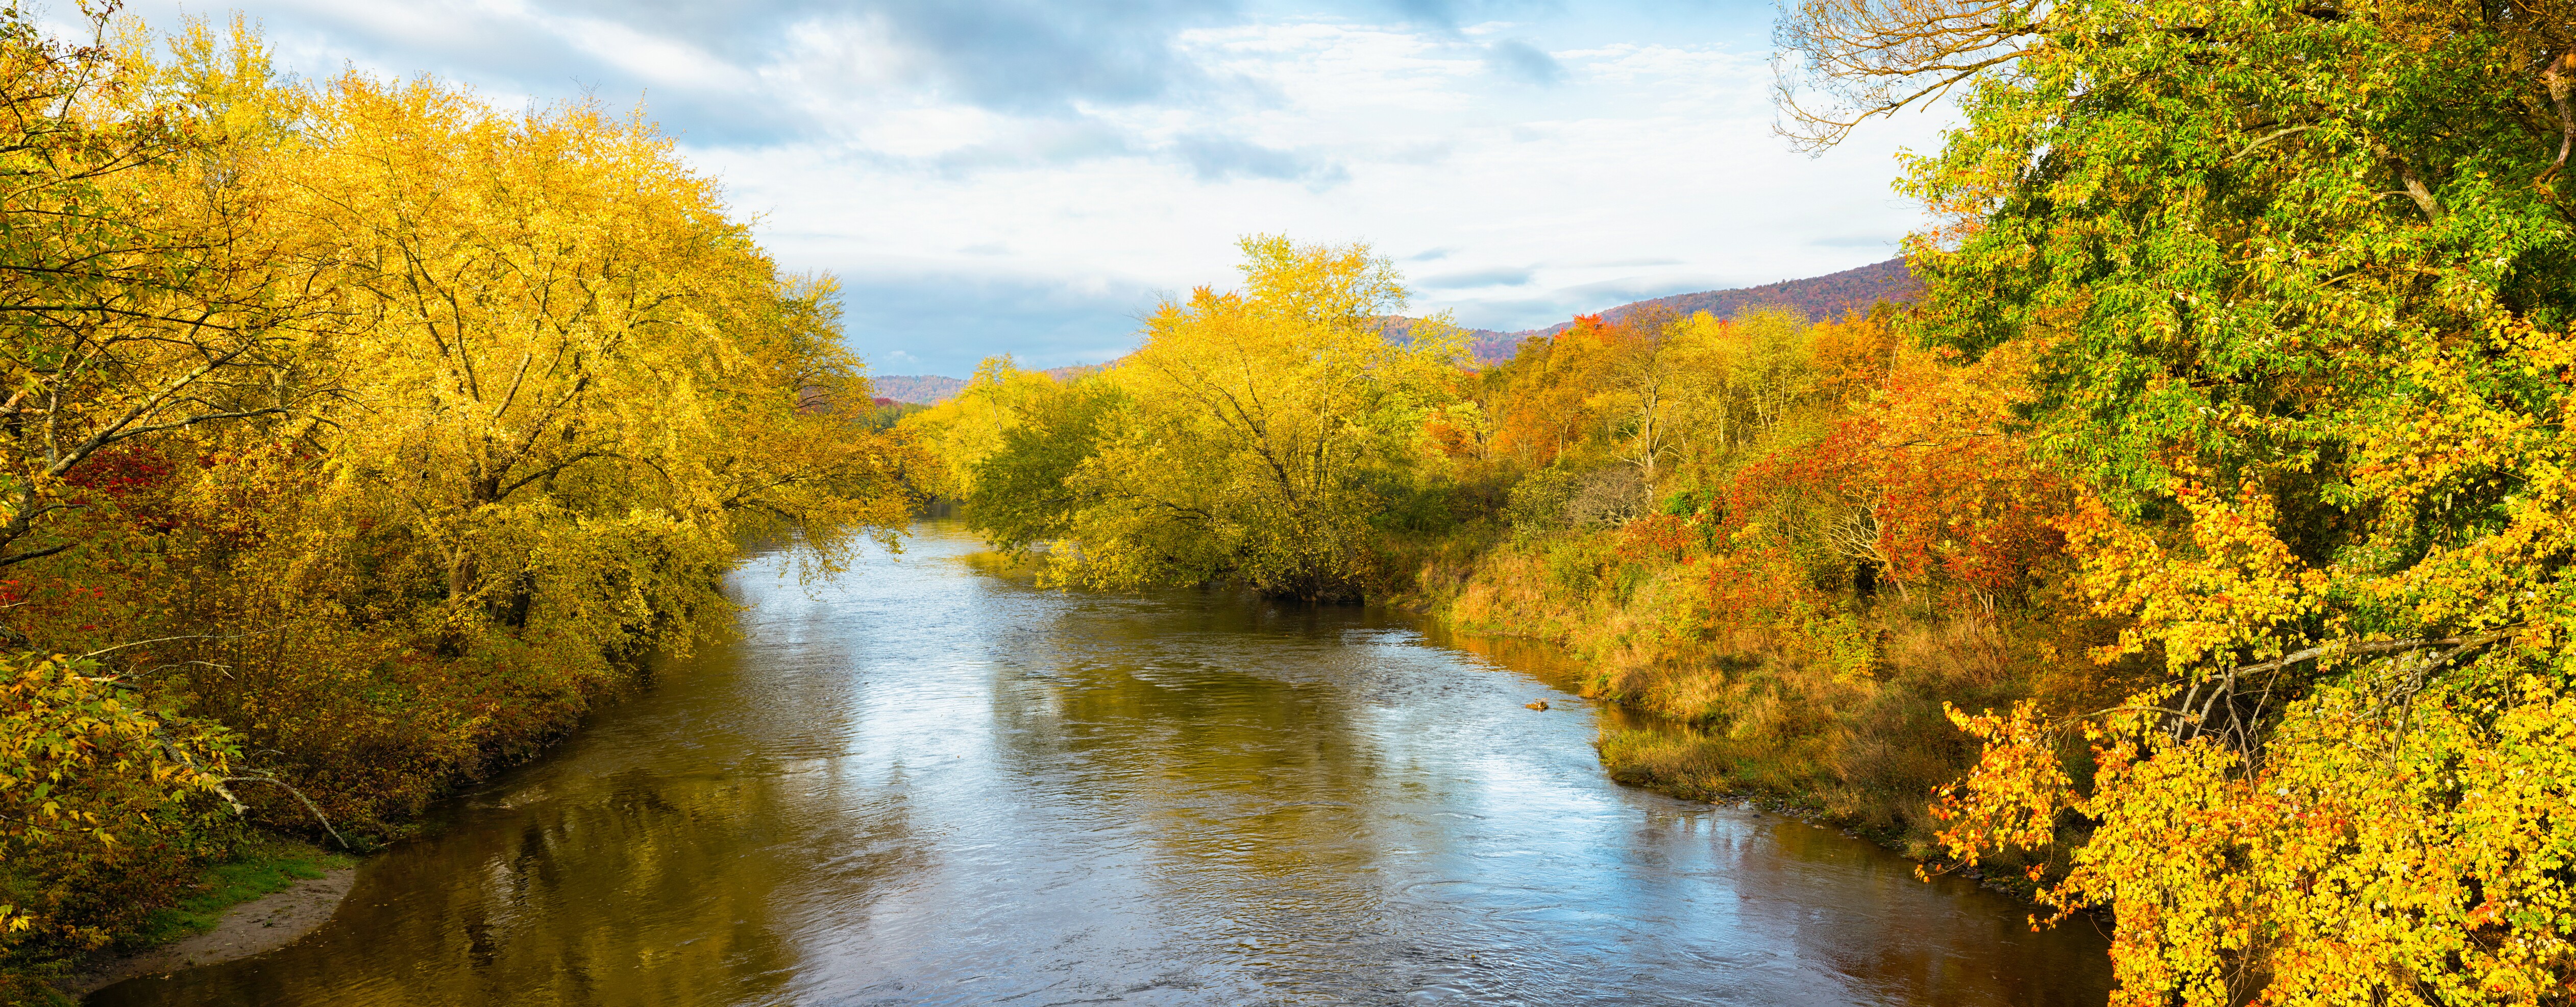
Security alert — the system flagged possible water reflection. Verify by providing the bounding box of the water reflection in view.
[91,523,2109,1006]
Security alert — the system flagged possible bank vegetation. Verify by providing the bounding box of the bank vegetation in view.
[0,14,918,998]
[916,0,2576,994]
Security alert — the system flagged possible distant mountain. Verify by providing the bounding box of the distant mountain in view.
[1376,315,1494,348]
[1437,257,1920,363]
[873,259,1921,401]
[869,374,967,404]
[869,362,1107,405]
[1607,257,1917,326]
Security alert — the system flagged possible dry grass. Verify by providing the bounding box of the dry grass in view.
[1388,528,2111,855]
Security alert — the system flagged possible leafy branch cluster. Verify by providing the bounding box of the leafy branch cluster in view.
[0,11,921,986]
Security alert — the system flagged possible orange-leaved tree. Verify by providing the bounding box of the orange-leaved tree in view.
[1782,0,2576,997]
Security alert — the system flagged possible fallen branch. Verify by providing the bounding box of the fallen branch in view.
[221,775,350,851]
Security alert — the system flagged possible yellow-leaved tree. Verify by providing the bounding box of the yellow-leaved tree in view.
[1777,0,2576,996]
[952,236,1461,600]
[0,15,924,980]
[287,70,913,649]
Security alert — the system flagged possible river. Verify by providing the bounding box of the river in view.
[90,522,2112,1006]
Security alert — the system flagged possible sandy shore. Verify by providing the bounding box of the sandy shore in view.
[62,864,357,998]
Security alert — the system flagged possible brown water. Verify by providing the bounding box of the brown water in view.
[90,523,2112,1006]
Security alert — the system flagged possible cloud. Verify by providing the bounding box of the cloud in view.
[1810,234,1901,248]
[1420,265,1536,288]
[1483,39,1564,85]
[1168,133,1347,184]
[142,0,1252,146]
[535,0,816,64]
[1574,256,1685,268]
[143,1,1949,367]
[929,120,1138,173]
[1363,0,1544,33]
[851,0,1244,114]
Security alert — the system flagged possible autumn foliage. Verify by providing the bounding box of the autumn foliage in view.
[904,245,2082,856]
[0,13,919,990]
[1772,0,2576,995]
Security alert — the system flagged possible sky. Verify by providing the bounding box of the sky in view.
[92,0,1950,378]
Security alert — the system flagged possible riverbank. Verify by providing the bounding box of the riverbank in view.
[1384,522,2109,887]
[40,838,357,1002]
[82,523,2116,1006]
[0,650,658,1005]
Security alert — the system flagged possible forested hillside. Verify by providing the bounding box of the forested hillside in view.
[868,375,968,404]
[1405,257,1920,363]
[871,362,1109,404]
[882,259,1920,403]
[0,15,917,996]
[1579,258,1916,341]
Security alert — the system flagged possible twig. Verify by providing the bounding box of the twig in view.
[81,627,283,659]
[222,775,351,850]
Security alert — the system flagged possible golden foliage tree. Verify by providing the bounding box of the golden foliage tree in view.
[927,236,1461,600]
[0,14,921,980]
[1781,0,2576,995]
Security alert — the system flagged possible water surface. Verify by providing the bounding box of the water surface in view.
[93,523,2111,1006]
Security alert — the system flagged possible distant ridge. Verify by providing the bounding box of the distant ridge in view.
[1435,257,1919,363]
[869,374,967,404]
[870,362,1105,405]
[870,259,1920,402]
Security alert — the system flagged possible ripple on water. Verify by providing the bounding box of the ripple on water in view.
[88,522,2111,1007]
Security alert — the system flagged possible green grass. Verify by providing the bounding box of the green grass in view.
[132,835,356,947]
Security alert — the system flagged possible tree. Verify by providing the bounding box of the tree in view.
[282,73,917,640]
[900,356,1068,502]
[1783,0,2576,998]
[0,11,326,571]
[1492,315,1616,466]
[1597,307,1687,480]
[992,235,1462,600]
[0,15,926,978]
[963,373,1123,551]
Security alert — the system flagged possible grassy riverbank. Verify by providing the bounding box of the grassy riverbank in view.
[129,837,356,950]
[5,833,355,1002]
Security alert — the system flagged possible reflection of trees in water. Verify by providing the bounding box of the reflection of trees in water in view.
[96,612,922,1007]
[101,529,2113,1006]
[1431,616,2112,1004]
[1616,800,2114,1005]
[982,588,1425,995]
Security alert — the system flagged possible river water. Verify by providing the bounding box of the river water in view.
[92,523,2111,1006]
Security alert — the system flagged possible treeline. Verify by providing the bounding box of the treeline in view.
[910,239,2085,850]
[921,5,2576,982]
[909,236,1459,601]
[0,14,915,992]
[1416,299,2087,834]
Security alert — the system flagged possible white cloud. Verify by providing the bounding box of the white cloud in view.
[701,13,1941,370]
[108,0,1947,376]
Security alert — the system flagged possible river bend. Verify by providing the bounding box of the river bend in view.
[92,523,2110,1006]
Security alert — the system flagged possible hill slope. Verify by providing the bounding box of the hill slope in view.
[1446,257,1917,362]
[870,362,1104,405]
[871,258,1921,401]
[869,374,968,404]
